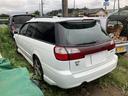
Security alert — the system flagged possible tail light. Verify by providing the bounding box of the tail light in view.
[108,40,115,51]
[54,46,84,61]
[54,40,115,61]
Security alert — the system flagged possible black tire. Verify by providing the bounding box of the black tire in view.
[33,56,44,80]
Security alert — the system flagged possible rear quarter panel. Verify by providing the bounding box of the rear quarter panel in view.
[31,39,70,77]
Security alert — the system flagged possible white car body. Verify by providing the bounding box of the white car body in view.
[14,17,118,89]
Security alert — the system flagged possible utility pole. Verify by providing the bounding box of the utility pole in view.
[113,0,116,11]
[118,0,120,10]
[41,0,44,16]
[73,0,76,16]
[62,0,68,17]
[74,0,75,9]
[113,0,120,11]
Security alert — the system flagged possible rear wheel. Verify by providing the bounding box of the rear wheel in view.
[33,56,44,80]
[15,41,20,54]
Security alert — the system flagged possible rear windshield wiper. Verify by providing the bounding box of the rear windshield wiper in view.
[77,41,96,45]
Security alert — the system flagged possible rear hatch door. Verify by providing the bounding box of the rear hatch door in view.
[69,42,115,73]
[56,19,114,73]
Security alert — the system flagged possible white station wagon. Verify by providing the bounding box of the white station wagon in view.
[14,17,118,89]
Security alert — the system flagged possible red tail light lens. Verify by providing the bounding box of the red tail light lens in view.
[108,40,115,51]
[54,46,69,61]
[54,40,115,61]
[54,46,85,61]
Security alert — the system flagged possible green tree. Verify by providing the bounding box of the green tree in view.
[0,14,9,19]
[33,10,40,16]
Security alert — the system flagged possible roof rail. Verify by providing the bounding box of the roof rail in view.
[35,16,53,18]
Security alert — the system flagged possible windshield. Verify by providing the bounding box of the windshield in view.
[13,15,33,24]
[56,20,110,46]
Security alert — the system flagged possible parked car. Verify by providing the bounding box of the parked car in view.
[107,10,128,54]
[9,14,34,36]
[14,17,118,89]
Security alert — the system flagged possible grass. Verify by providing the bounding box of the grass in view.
[98,56,128,94]
[0,25,128,96]
[0,25,32,71]
[114,57,128,92]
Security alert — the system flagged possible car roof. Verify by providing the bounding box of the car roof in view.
[28,17,104,23]
[10,14,34,17]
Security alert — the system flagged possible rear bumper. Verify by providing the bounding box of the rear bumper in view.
[44,55,118,89]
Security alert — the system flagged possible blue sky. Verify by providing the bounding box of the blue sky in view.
[0,0,127,14]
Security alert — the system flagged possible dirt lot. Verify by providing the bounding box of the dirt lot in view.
[39,80,125,96]
[0,25,128,96]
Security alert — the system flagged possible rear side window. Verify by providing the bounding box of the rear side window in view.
[33,22,55,44]
[26,23,37,37]
[20,24,28,35]
[56,20,110,46]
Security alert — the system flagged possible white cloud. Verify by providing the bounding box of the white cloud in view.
[0,0,127,14]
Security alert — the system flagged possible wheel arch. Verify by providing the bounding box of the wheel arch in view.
[33,54,40,63]
[32,51,42,65]
[32,53,44,80]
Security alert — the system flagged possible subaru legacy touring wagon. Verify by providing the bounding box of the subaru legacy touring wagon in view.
[14,17,118,89]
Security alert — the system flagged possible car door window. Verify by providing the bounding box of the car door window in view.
[33,22,55,44]
[19,24,28,36]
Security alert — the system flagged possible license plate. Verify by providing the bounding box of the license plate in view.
[116,47,126,53]
[91,51,108,65]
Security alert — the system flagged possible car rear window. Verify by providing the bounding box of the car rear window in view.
[56,20,110,46]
